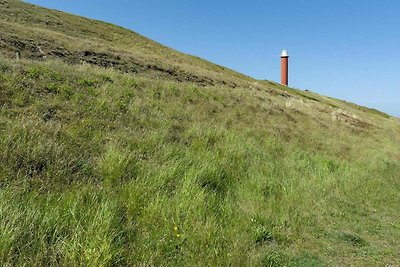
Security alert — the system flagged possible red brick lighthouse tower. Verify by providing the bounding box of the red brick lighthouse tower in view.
[281,50,289,86]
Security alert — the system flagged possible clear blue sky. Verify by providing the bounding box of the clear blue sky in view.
[25,0,400,117]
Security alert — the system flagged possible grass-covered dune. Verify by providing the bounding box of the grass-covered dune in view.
[0,0,254,88]
[1,58,399,266]
[1,0,400,266]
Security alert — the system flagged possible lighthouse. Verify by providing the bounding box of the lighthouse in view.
[281,50,289,86]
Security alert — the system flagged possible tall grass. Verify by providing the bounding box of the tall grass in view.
[0,58,400,266]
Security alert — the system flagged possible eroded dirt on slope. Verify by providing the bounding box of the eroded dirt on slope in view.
[0,34,227,87]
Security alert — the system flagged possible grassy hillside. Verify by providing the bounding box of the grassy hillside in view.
[0,0,254,87]
[1,1,400,266]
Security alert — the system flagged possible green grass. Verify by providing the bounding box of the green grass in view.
[0,0,254,88]
[1,1,400,266]
[1,58,399,266]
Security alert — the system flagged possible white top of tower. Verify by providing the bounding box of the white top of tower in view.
[281,50,289,57]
